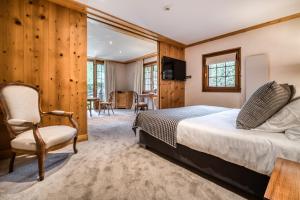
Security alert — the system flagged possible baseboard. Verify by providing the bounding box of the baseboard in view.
[77,134,88,142]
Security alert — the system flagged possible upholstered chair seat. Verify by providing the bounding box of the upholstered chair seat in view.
[11,125,76,151]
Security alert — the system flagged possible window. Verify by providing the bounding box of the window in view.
[87,60,106,100]
[143,62,158,93]
[96,62,106,100]
[87,61,94,97]
[202,48,241,92]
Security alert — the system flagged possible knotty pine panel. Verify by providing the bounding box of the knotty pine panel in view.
[159,42,185,108]
[0,0,88,154]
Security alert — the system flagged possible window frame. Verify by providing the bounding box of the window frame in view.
[95,60,105,100]
[143,61,158,93]
[202,47,241,93]
[87,59,105,98]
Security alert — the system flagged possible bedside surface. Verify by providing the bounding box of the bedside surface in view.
[265,158,300,200]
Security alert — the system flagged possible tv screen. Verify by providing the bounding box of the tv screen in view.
[162,56,186,81]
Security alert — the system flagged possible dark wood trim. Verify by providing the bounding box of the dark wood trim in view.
[143,61,157,66]
[187,13,300,47]
[124,53,157,64]
[202,48,241,93]
[88,57,125,65]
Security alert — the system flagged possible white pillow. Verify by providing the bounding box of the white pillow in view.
[285,126,300,140]
[254,97,300,132]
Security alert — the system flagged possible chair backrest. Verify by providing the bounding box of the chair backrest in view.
[133,91,139,103]
[108,91,115,103]
[0,83,41,132]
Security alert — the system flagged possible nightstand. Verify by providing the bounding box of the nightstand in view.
[264,158,300,200]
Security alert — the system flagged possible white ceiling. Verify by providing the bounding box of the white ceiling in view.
[78,0,300,45]
[87,19,157,62]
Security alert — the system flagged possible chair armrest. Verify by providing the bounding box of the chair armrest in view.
[42,110,78,133]
[7,119,37,127]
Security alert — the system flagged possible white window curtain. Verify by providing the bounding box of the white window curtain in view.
[133,60,144,94]
[206,52,236,65]
[131,60,144,110]
[104,61,116,101]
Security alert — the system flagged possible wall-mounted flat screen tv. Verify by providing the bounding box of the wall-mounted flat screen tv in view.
[162,56,186,81]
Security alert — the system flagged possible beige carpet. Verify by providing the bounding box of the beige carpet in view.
[0,110,245,200]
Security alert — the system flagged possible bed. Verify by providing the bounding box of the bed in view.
[133,105,300,199]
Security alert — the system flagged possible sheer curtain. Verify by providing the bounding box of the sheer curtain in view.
[104,61,116,101]
[133,60,144,94]
[131,60,144,109]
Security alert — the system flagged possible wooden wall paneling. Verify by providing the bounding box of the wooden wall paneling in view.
[56,5,71,125]
[69,10,87,135]
[23,0,34,84]
[34,0,50,125]
[69,10,80,132]
[159,42,185,109]
[47,2,59,126]
[0,0,7,83]
[77,12,87,136]
[6,0,25,82]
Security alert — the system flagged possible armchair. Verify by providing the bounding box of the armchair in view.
[0,83,78,181]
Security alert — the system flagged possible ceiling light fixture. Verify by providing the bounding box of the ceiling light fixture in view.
[119,50,122,54]
[163,5,171,11]
[109,41,113,45]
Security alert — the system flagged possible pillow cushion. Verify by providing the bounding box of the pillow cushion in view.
[281,84,296,101]
[254,97,300,132]
[285,126,300,141]
[236,81,292,129]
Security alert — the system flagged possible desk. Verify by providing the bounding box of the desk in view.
[87,97,100,117]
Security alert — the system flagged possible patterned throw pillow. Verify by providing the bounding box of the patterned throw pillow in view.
[236,81,292,129]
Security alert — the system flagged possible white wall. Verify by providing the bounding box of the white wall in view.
[125,62,136,91]
[185,18,300,108]
[115,63,129,91]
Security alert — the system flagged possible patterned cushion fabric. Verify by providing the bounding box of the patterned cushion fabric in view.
[236,81,292,129]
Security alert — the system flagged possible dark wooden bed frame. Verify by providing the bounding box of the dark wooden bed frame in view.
[139,130,270,200]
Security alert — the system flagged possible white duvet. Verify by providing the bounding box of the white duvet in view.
[177,109,300,175]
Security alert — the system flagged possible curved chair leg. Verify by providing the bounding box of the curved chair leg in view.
[37,151,45,181]
[73,136,78,154]
[9,152,16,173]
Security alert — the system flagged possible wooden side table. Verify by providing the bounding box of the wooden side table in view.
[264,158,300,200]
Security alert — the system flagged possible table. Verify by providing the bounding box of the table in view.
[264,158,300,200]
[87,97,100,117]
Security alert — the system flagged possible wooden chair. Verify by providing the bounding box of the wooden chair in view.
[98,91,115,116]
[0,83,78,181]
[133,92,148,113]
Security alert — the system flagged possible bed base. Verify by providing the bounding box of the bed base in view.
[139,130,269,200]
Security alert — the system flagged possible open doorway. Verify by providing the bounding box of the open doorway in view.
[86,18,158,121]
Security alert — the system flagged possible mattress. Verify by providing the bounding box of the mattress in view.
[133,105,230,147]
[177,109,300,175]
